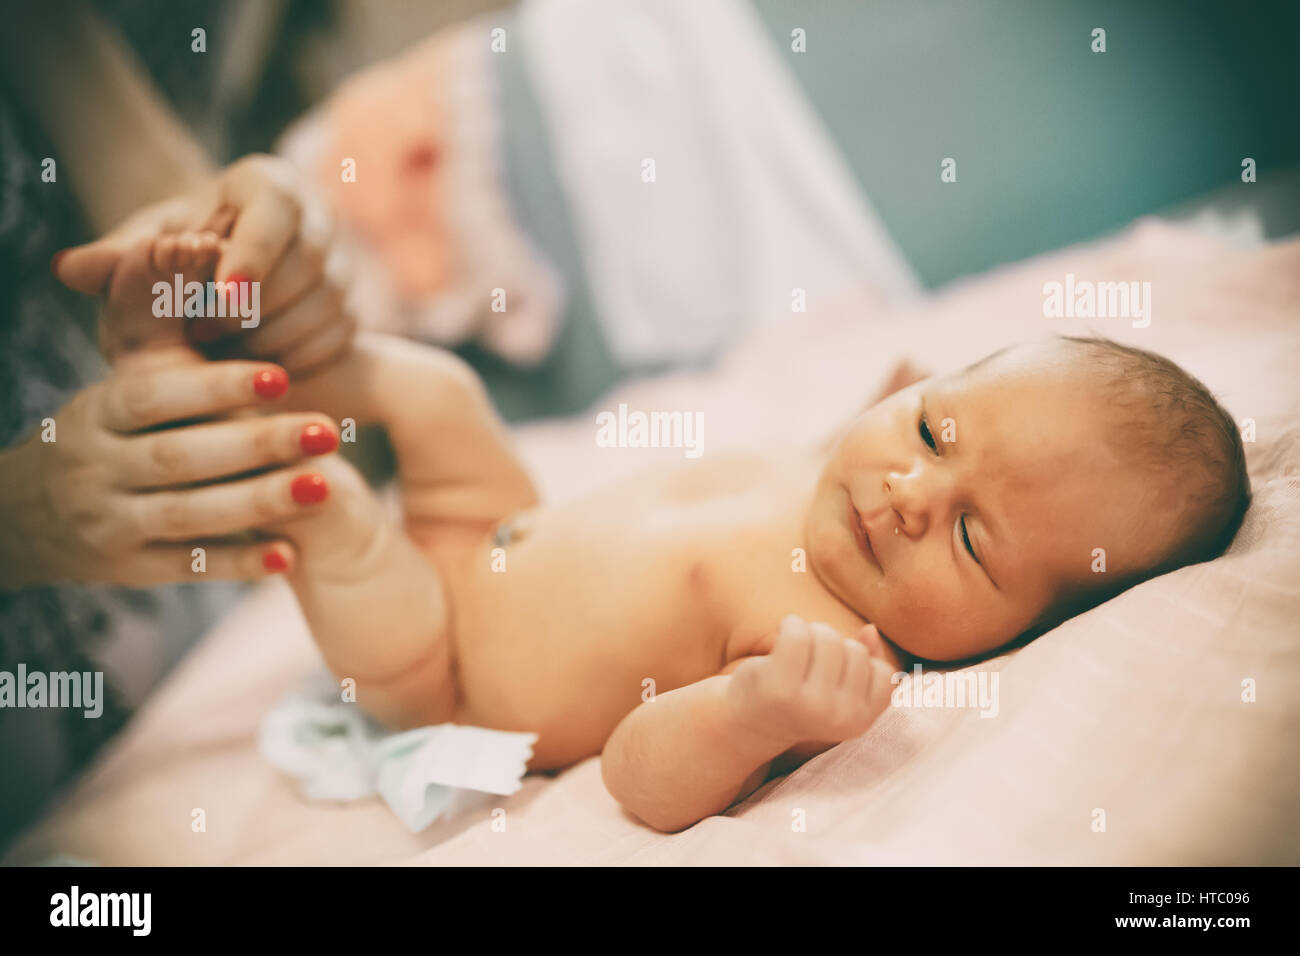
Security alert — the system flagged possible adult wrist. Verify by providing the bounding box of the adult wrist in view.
[0,438,58,590]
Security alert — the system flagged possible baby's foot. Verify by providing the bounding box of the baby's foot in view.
[98,231,223,366]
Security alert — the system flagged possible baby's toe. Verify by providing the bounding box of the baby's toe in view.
[194,232,223,273]
[180,234,203,273]
[151,235,178,275]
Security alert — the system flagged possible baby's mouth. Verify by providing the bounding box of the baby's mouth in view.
[847,495,878,568]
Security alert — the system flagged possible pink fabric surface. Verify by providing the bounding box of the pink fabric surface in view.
[9,221,1299,865]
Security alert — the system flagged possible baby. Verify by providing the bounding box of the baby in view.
[99,236,1251,831]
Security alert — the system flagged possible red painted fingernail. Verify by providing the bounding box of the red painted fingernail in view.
[262,547,289,572]
[253,367,289,399]
[299,424,338,456]
[50,249,69,277]
[291,473,329,504]
[226,272,251,305]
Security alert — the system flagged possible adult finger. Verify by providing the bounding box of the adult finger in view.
[98,360,291,433]
[278,308,357,377]
[110,540,299,586]
[116,413,339,489]
[256,198,336,316]
[53,197,192,294]
[214,180,300,285]
[131,464,332,542]
[240,273,344,357]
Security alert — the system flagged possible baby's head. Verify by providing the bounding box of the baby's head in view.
[807,336,1250,662]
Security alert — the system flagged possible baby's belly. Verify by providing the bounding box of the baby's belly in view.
[440,507,733,768]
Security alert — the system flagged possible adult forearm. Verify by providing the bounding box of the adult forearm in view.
[1,0,215,232]
[601,675,789,832]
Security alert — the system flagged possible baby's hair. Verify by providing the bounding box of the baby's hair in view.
[1025,334,1251,634]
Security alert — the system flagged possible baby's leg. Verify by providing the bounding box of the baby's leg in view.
[264,453,459,729]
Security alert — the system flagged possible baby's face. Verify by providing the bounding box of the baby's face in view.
[807,345,1167,661]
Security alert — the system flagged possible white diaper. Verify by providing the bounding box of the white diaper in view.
[258,670,536,832]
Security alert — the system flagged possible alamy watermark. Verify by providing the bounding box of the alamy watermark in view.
[595,403,704,459]
[890,663,999,718]
[0,665,103,718]
[50,886,150,936]
[152,274,260,328]
[1043,273,1151,328]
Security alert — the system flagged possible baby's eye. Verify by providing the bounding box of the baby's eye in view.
[959,515,978,561]
[918,413,938,453]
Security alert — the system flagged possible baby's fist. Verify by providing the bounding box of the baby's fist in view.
[727,615,893,745]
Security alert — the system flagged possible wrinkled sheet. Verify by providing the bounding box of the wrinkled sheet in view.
[8,220,1299,865]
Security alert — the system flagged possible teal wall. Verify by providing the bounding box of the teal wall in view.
[478,0,1298,421]
[751,0,1300,288]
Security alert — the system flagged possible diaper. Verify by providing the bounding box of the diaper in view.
[258,670,536,832]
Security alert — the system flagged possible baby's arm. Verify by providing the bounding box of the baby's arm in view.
[602,616,894,832]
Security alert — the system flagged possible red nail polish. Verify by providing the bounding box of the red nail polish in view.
[262,548,289,572]
[50,249,68,277]
[253,367,289,399]
[291,473,329,504]
[226,272,252,305]
[299,424,338,456]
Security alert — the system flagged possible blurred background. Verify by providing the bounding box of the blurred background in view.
[109,0,1300,420]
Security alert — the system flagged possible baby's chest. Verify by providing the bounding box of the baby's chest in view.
[440,505,738,739]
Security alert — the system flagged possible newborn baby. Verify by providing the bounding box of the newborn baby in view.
[101,239,1251,831]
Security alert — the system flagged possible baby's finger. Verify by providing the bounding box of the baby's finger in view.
[131,465,331,542]
[864,625,894,661]
[99,361,290,433]
[112,540,298,586]
[805,625,849,689]
[771,615,814,679]
[843,640,875,701]
[116,413,339,489]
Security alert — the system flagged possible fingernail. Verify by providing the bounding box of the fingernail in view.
[226,271,251,305]
[262,547,289,572]
[291,473,329,504]
[299,423,338,456]
[253,367,289,399]
[50,249,69,277]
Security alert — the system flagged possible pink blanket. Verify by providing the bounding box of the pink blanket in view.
[9,221,1299,865]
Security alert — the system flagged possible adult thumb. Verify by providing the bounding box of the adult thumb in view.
[51,234,133,295]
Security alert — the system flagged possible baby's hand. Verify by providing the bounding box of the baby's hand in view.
[54,154,356,376]
[726,615,894,746]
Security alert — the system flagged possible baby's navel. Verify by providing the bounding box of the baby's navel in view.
[492,508,538,548]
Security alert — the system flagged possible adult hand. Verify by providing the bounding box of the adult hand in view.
[0,359,341,590]
[52,154,357,375]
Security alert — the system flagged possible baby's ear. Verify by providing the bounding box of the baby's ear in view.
[52,236,131,295]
